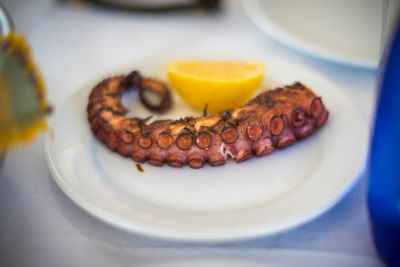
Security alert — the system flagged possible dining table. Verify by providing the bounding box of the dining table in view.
[0,0,386,266]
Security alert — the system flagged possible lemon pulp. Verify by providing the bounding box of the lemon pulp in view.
[167,61,265,113]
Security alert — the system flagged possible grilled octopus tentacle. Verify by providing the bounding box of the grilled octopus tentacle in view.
[87,72,329,168]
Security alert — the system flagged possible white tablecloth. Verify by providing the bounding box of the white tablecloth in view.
[0,0,382,266]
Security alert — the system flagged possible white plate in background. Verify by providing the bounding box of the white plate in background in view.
[46,51,368,242]
[242,0,384,69]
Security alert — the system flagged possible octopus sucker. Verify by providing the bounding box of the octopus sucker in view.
[246,121,263,142]
[310,97,323,118]
[176,132,193,150]
[270,115,284,136]
[221,126,239,144]
[291,108,306,128]
[196,131,212,149]
[121,131,134,144]
[87,70,329,168]
[138,135,152,149]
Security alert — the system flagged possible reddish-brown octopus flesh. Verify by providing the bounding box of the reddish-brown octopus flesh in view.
[87,71,329,168]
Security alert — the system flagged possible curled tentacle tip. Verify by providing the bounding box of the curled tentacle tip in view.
[126,70,142,88]
[139,78,172,113]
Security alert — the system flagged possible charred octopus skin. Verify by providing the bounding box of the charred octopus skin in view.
[87,71,329,168]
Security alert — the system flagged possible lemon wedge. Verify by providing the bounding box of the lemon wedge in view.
[167,61,265,113]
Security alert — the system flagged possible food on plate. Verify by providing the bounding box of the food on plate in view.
[87,70,328,168]
[167,61,264,113]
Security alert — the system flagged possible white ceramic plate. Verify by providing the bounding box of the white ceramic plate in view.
[241,0,384,69]
[46,52,368,242]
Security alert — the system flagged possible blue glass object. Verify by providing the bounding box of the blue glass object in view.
[368,20,400,266]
